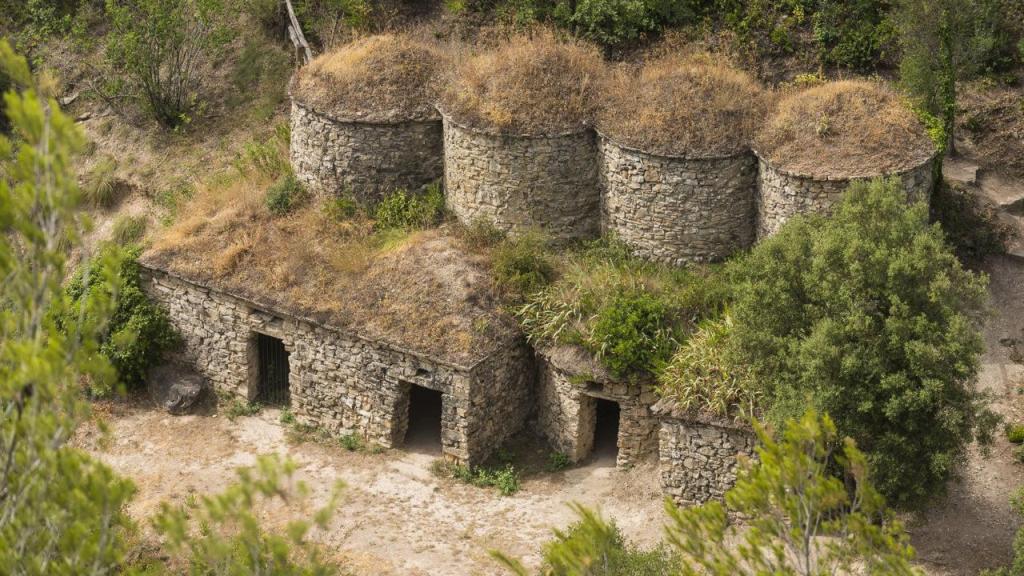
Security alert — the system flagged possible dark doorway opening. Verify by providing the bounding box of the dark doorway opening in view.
[404,384,443,454]
[256,333,290,406]
[592,398,620,463]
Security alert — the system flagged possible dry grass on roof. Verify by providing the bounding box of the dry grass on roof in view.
[291,33,447,122]
[439,31,606,135]
[142,178,517,365]
[755,80,935,178]
[597,53,768,157]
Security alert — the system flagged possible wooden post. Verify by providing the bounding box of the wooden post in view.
[284,0,313,65]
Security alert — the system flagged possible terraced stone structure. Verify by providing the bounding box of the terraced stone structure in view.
[535,345,660,467]
[598,138,757,263]
[754,80,936,238]
[653,399,756,506]
[443,118,600,241]
[290,101,443,203]
[289,34,446,203]
[439,33,604,242]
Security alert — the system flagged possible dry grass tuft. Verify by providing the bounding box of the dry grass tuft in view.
[755,80,935,178]
[597,53,769,157]
[439,31,607,135]
[292,33,448,122]
[144,176,518,364]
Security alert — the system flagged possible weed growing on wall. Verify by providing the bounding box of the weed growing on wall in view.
[373,183,446,230]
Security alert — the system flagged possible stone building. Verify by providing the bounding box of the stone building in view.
[290,100,443,203]
[535,345,660,468]
[653,399,756,506]
[755,154,936,238]
[288,34,446,203]
[442,116,600,242]
[598,136,758,264]
[753,80,937,239]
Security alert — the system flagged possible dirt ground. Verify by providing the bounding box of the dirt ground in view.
[80,255,1024,575]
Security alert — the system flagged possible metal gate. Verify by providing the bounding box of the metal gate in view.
[256,333,290,406]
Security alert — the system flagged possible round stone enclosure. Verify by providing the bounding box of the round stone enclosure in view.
[599,136,758,264]
[442,116,600,242]
[755,154,936,239]
[290,100,444,204]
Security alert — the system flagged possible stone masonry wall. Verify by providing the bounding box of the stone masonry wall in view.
[290,100,444,204]
[536,354,659,467]
[756,155,936,238]
[142,268,528,465]
[442,117,600,242]
[659,416,756,506]
[599,137,757,264]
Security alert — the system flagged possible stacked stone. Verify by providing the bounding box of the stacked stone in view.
[598,137,757,264]
[654,401,756,506]
[442,116,600,242]
[755,153,936,238]
[290,100,443,204]
[141,265,530,466]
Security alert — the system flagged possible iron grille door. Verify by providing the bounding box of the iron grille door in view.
[257,334,290,406]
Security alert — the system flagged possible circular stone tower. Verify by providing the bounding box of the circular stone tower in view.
[439,34,606,242]
[596,56,768,264]
[754,80,936,238]
[289,34,446,204]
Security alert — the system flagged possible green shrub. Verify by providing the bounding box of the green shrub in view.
[459,218,506,251]
[339,433,364,451]
[63,245,179,395]
[234,124,290,178]
[546,451,571,472]
[588,288,676,377]
[440,462,522,496]
[225,398,262,420]
[82,158,127,209]
[373,183,445,230]
[728,177,992,508]
[110,214,147,246]
[812,0,893,70]
[265,173,307,216]
[569,0,657,46]
[279,408,296,425]
[492,232,555,303]
[323,196,361,222]
[1008,423,1024,444]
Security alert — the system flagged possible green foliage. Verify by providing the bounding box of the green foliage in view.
[111,214,148,246]
[103,0,235,128]
[0,40,138,574]
[546,451,571,472]
[983,489,1024,576]
[224,397,262,421]
[493,503,680,575]
[729,177,991,507]
[666,411,917,575]
[717,0,812,55]
[293,0,374,49]
[266,173,308,216]
[152,454,344,575]
[569,0,660,46]
[373,184,446,230]
[813,0,893,70]
[82,156,127,208]
[589,288,676,378]
[235,124,291,178]
[492,232,556,304]
[339,433,364,451]
[459,218,507,251]
[323,196,362,223]
[437,461,522,496]
[1007,423,1024,444]
[657,313,758,419]
[279,408,296,426]
[62,245,180,395]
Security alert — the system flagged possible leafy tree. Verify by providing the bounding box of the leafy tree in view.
[102,0,235,128]
[152,454,344,575]
[665,411,917,576]
[729,177,991,507]
[0,40,137,574]
[61,245,180,395]
[895,0,1013,152]
[493,503,680,575]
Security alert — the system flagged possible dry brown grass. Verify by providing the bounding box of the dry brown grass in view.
[597,53,768,157]
[439,31,607,135]
[755,80,935,177]
[292,33,448,122]
[143,177,517,365]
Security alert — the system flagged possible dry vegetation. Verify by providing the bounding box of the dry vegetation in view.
[597,53,769,157]
[755,80,935,178]
[959,81,1024,178]
[292,33,448,122]
[439,31,606,135]
[142,176,517,365]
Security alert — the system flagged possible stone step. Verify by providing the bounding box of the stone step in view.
[977,170,1024,215]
